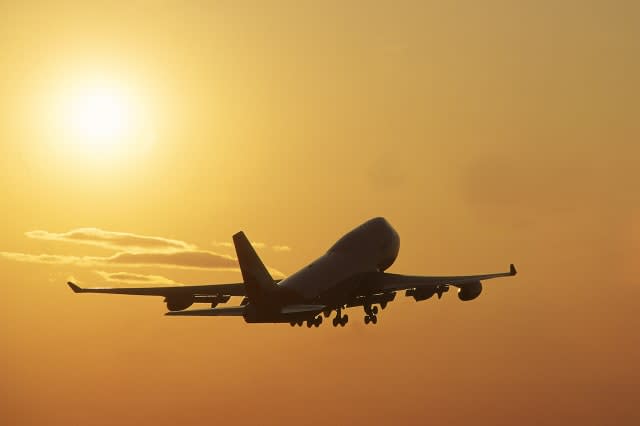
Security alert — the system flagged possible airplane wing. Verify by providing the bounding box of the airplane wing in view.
[165,306,246,316]
[166,304,325,317]
[67,281,247,297]
[365,264,517,293]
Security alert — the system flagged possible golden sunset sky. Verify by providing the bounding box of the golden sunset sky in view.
[1,1,639,424]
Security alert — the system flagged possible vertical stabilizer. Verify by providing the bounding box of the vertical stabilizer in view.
[232,231,278,300]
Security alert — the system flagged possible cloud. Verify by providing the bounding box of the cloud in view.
[0,250,237,270]
[94,271,178,285]
[2,228,288,278]
[25,228,194,252]
[212,241,266,249]
[0,252,90,265]
[211,241,233,248]
[212,241,290,252]
[106,250,237,269]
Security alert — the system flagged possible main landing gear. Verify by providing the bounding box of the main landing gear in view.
[290,315,322,328]
[364,304,379,325]
[332,308,349,327]
[308,315,322,328]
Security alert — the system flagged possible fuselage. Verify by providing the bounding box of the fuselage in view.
[278,217,400,302]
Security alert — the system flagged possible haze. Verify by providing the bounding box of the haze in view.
[1,1,638,425]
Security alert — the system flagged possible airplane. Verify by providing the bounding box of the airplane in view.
[67,217,517,327]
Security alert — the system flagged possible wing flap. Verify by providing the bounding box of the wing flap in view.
[280,304,326,314]
[165,306,246,316]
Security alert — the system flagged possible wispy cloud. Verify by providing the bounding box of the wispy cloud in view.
[0,250,237,270]
[2,227,288,278]
[211,241,233,248]
[94,271,178,285]
[26,228,194,252]
[212,241,266,249]
[0,252,87,265]
[107,250,237,269]
[212,241,291,252]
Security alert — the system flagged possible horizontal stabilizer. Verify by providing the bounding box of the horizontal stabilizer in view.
[67,282,83,293]
[165,306,246,317]
[280,304,326,314]
[510,264,517,276]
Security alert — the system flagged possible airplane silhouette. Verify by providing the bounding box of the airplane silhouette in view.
[68,217,516,327]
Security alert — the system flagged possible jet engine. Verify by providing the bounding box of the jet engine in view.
[406,288,433,301]
[457,281,482,301]
[165,297,194,311]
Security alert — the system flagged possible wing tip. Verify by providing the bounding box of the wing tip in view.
[509,264,517,276]
[67,281,83,293]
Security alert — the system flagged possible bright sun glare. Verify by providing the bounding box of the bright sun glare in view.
[69,87,131,142]
[53,78,151,158]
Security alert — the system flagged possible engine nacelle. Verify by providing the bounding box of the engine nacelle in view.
[165,297,194,311]
[457,281,482,301]
[406,288,434,301]
[406,285,448,301]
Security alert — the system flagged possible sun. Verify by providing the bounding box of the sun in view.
[69,86,131,143]
[55,78,150,157]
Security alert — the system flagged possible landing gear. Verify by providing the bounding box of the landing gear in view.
[332,308,349,327]
[364,314,378,325]
[306,315,323,328]
[364,304,379,325]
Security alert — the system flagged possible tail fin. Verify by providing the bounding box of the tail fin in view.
[232,231,278,300]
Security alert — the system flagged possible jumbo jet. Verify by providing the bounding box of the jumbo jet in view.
[68,217,516,327]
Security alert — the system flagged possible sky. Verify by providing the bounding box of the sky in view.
[1,0,639,424]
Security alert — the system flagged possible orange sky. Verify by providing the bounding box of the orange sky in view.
[1,1,639,425]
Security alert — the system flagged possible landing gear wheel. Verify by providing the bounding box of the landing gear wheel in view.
[323,310,331,318]
[372,306,379,315]
[307,320,314,328]
[314,316,322,327]
[332,318,339,327]
[297,321,303,326]
[290,322,295,327]
[364,316,370,324]
[380,301,387,310]
[339,315,349,326]
[371,315,378,324]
